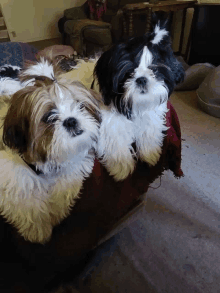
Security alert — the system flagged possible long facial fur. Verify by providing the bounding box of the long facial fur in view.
[94,16,184,181]
[0,60,100,243]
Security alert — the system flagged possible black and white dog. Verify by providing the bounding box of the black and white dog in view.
[94,16,185,181]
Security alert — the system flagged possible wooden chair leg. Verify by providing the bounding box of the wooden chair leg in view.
[145,8,152,33]
[128,11,134,37]
[179,8,187,56]
[123,14,127,40]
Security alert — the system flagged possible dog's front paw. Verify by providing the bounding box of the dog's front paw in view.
[139,146,162,166]
[105,156,136,181]
[98,107,136,181]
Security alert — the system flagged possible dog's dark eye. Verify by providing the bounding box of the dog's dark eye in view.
[42,111,58,124]
[79,103,85,110]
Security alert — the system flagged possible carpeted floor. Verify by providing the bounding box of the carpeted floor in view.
[65,90,220,293]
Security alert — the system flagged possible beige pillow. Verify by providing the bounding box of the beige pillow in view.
[197,65,220,118]
[175,63,215,91]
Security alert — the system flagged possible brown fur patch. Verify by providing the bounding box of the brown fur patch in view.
[3,85,56,163]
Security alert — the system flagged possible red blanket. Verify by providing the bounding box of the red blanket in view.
[0,101,183,292]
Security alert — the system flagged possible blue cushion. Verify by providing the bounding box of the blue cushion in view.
[0,42,38,68]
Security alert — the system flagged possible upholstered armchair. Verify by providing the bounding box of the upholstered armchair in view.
[58,1,118,56]
[58,0,150,56]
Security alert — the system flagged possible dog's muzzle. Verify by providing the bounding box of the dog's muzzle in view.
[63,117,83,136]
[136,77,148,93]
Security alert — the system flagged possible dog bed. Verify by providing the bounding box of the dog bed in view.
[197,65,220,118]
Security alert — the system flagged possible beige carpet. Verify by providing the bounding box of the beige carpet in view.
[70,90,220,293]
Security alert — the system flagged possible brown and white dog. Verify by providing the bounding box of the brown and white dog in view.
[0,58,100,244]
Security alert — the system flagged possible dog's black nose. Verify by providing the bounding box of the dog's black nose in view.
[136,77,148,88]
[63,117,83,136]
[63,117,77,129]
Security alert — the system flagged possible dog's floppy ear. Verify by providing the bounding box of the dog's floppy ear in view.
[88,89,102,123]
[171,57,185,85]
[3,123,28,153]
[94,48,115,106]
[2,88,32,154]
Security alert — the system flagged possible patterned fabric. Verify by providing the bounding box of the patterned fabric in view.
[0,42,38,68]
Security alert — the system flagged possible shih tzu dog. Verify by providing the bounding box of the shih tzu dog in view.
[0,58,100,243]
[94,17,185,181]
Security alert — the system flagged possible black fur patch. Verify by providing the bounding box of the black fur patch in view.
[0,65,21,79]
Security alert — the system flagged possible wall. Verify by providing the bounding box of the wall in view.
[0,0,85,42]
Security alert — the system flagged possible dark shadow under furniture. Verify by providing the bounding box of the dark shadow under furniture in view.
[188,3,220,66]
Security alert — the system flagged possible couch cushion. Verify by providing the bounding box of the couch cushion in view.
[196,65,220,118]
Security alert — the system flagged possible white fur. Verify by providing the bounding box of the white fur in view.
[0,78,23,95]
[151,24,168,45]
[139,46,153,67]
[0,82,99,243]
[98,103,168,181]
[21,58,55,80]
[133,102,169,165]
[0,148,94,243]
[97,105,136,181]
[0,77,35,96]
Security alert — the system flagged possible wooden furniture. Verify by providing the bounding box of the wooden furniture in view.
[122,0,197,57]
